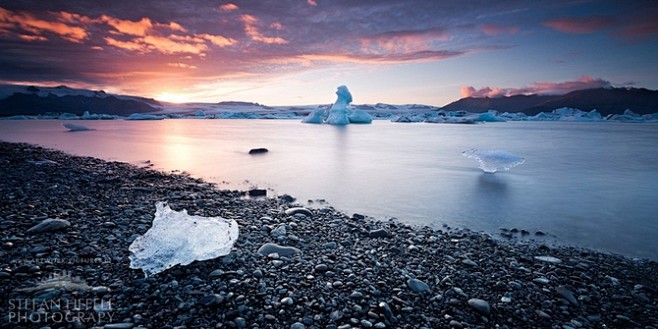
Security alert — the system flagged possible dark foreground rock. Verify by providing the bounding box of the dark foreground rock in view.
[0,141,657,329]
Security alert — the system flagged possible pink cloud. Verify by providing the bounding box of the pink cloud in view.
[461,76,613,98]
[0,7,88,42]
[359,28,450,55]
[307,0,318,6]
[481,23,519,36]
[239,14,288,44]
[218,3,239,11]
[618,13,658,38]
[543,17,614,34]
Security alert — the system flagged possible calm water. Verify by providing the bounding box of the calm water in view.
[1,119,657,260]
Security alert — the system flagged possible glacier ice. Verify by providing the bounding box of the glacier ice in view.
[302,108,325,124]
[462,149,525,173]
[129,202,239,277]
[62,123,93,131]
[325,85,352,125]
[303,85,372,125]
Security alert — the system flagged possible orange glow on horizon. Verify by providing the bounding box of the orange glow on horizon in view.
[155,92,195,104]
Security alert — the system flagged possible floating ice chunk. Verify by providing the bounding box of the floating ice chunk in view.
[325,85,352,125]
[348,109,373,124]
[125,113,165,120]
[63,123,93,131]
[462,149,525,173]
[302,108,325,124]
[129,202,239,277]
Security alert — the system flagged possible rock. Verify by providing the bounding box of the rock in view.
[353,213,365,220]
[279,194,296,203]
[198,294,224,306]
[315,264,329,272]
[467,298,490,315]
[323,241,337,249]
[257,243,300,256]
[407,278,430,293]
[369,228,390,238]
[534,256,562,264]
[281,297,294,305]
[91,286,111,294]
[248,189,267,197]
[556,286,578,305]
[285,207,313,217]
[27,218,70,234]
[209,269,223,277]
[290,322,305,329]
[270,224,287,237]
[449,320,463,328]
[104,324,135,329]
[248,148,268,154]
[462,259,477,267]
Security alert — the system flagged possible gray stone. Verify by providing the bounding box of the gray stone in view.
[462,259,477,267]
[257,243,300,256]
[290,322,306,329]
[27,218,70,234]
[235,317,247,328]
[556,286,578,305]
[285,207,313,217]
[407,278,430,293]
[369,228,390,238]
[534,256,562,264]
[467,298,490,315]
[104,324,135,329]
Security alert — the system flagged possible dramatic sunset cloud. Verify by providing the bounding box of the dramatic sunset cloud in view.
[461,76,613,98]
[0,1,656,105]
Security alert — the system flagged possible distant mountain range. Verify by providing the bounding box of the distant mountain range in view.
[442,88,658,116]
[0,84,656,117]
[0,85,159,116]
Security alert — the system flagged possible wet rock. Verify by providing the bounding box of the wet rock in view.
[285,207,313,217]
[248,148,268,154]
[407,278,430,293]
[369,228,390,238]
[248,189,267,197]
[27,218,70,234]
[467,298,490,315]
[556,286,578,305]
[257,243,300,256]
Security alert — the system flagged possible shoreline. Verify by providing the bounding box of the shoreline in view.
[1,141,656,329]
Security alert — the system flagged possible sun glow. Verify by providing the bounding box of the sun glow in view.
[156,92,194,104]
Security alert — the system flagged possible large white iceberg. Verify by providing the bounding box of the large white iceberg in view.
[129,202,239,277]
[462,149,525,173]
[303,85,372,125]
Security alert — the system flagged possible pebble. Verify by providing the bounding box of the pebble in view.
[26,218,70,234]
[290,322,306,329]
[556,286,578,305]
[104,324,135,329]
[407,278,431,293]
[462,259,478,267]
[257,243,301,256]
[369,228,390,238]
[534,255,562,264]
[285,207,313,217]
[467,298,490,315]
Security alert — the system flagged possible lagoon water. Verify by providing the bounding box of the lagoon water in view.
[1,119,657,260]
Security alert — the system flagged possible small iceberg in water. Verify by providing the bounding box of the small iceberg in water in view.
[303,85,372,125]
[463,149,525,173]
[129,202,239,277]
[62,123,93,132]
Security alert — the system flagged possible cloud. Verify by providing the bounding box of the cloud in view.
[543,17,614,34]
[480,23,519,36]
[307,0,318,6]
[617,12,658,38]
[298,50,464,64]
[218,3,239,11]
[239,14,288,44]
[0,7,88,42]
[167,62,197,69]
[461,76,613,98]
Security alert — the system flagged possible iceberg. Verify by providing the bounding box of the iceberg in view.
[348,109,373,124]
[62,123,93,131]
[462,149,525,173]
[325,85,352,125]
[124,113,165,120]
[129,202,239,277]
[302,108,325,124]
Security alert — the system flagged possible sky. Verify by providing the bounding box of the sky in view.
[0,0,656,106]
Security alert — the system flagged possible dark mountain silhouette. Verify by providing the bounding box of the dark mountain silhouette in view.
[0,89,159,116]
[442,88,658,115]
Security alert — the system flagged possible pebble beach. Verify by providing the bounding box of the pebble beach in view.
[1,141,656,329]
